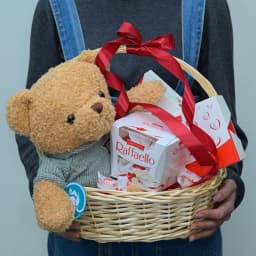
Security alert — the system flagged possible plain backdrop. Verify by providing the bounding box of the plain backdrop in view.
[0,1,255,255]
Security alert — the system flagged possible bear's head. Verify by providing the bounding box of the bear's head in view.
[6,51,115,154]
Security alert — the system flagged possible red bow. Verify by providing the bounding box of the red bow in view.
[96,22,219,180]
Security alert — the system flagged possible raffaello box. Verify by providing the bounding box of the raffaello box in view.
[110,111,197,191]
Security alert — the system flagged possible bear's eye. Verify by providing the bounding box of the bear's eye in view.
[98,91,105,98]
[66,114,75,124]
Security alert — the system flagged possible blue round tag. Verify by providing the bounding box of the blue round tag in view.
[65,182,86,219]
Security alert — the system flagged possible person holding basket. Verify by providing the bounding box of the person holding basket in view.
[15,0,247,255]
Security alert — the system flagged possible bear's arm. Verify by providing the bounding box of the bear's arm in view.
[34,155,67,189]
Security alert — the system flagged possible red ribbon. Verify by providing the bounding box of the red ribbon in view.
[96,22,219,178]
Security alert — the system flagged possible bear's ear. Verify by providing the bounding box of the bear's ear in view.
[75,50,98,63]
[6,89,33,136]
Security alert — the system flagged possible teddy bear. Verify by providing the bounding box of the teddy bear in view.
[6,50,165,233]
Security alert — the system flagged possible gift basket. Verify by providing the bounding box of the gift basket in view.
[78,23,242,242]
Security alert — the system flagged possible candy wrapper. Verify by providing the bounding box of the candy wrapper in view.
[97,172,128,191]
[97,172,144,192]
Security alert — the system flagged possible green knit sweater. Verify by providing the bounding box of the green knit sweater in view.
[34,136,110,188]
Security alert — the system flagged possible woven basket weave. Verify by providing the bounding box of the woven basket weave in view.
[79,47,226,243]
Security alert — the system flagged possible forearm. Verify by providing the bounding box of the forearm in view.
[15,135,39,195]
[226,164,244,208]
[226,121,247,208]
[198,0,248,208]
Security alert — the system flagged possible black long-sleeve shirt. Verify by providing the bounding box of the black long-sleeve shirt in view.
[16,0,247,207]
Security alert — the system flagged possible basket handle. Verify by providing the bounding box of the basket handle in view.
[91,50,219,176]
[175,57,218,98]
[93,45,218,98]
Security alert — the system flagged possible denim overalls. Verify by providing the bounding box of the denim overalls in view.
[47,0,222,255]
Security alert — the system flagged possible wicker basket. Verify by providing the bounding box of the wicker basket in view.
[79,47,226,243]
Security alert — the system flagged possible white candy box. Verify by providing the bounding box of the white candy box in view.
[111,111,195,191]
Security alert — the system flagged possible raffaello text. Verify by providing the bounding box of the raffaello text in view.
[115,141,155,166]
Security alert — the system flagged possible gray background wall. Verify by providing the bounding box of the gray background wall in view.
[0,1,255,255]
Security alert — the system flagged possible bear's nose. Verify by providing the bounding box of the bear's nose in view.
[91,102,103,114]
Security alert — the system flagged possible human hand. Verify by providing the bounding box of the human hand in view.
[189,179,237,241]
[57,221,81,242]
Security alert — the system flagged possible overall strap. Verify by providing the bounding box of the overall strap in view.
[49,0,86,60]
[176,0,206,96]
